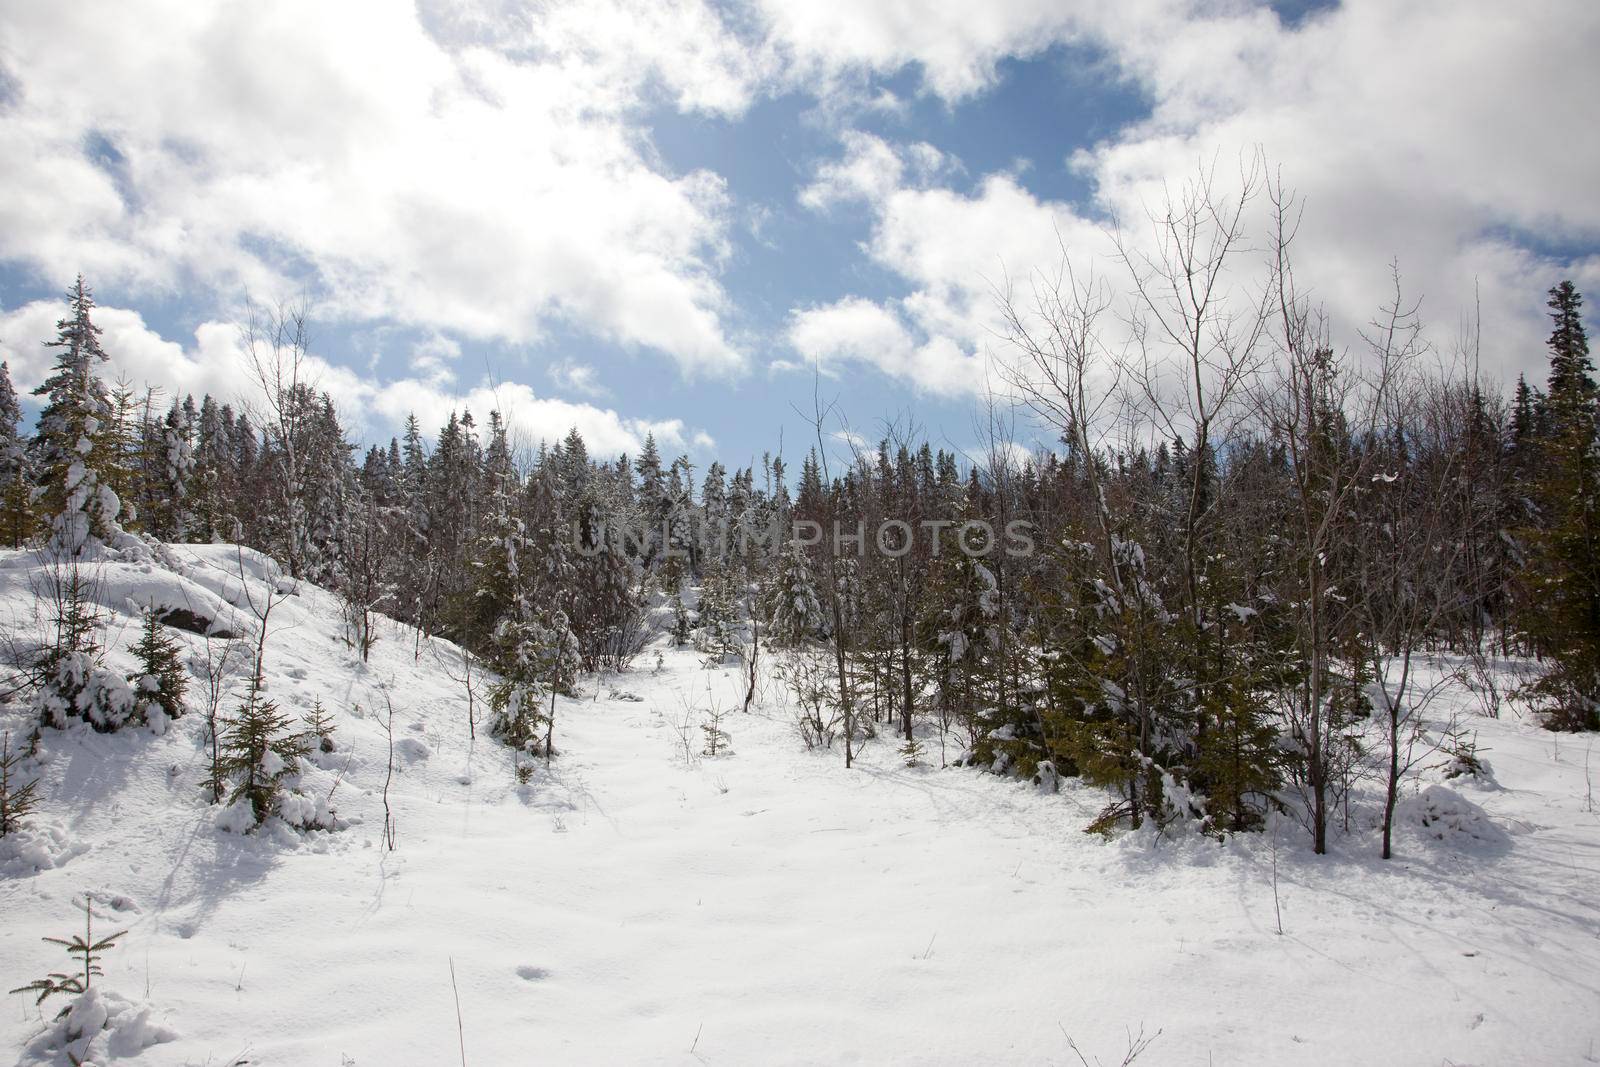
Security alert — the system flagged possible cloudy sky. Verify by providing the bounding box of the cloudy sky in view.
[1,0,1596,465]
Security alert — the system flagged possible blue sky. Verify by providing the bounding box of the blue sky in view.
[1,0,1596,471]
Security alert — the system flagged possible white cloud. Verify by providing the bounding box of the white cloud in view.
[799,132,958,213]
[4,0,1596,417]
[785,295,992,398]
[785,2,1600,397]
[0,298,709,460]
[757,0,1088,102]
[0,0,750,377]
[546,358,610,399]
[799,132,906,212]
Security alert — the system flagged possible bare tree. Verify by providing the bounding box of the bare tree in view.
[1113,152,1270,631]
[1252,182,1395,854]
[796,375,858,768]
[1351,290,1482,858]
[240,299,314,579]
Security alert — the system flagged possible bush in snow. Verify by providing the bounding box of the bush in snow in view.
[33,650,138,733]
[1402,784,1510,850]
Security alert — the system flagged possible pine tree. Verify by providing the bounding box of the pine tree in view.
[219,688,306,825]
[127,607,188,726]
[104,378,148,533]
[7,896,127,1008]
[0,731,41,838]
[765,540,822,645]
[141,401,195,540]
[32,560,139,732]
[0,362,32,547]
[30,276,122,555]
[302,701,337,753]
[1522,281,1600,729]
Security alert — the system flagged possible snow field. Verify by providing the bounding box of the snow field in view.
[2,544,1598,1065]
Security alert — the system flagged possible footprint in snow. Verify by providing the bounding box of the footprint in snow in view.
[516,965,551,981]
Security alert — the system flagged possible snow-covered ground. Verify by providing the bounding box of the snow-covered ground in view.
[2,544,1599,1065]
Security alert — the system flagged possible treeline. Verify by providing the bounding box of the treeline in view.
[6,230,1598,853]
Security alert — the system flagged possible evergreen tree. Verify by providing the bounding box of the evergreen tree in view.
[30,276,122,554]
[765,539,822,645]
[127,606,188,726]
[1522,281,1600,729]
[0,362,32,547]
[219,688,306,825]
[32,561,139,732]
[0,731,41,838]
[302,701,337,754]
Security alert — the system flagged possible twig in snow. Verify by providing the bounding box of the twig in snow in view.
[382,696,398,851]
[1270,817,1284,936]
[449,956,467,1067]
[1585,740,1594,814]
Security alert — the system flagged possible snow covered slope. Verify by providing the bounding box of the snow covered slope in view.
[2,544,1599,1065]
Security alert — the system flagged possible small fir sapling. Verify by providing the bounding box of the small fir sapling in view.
[0,731,42,837]
[217,586,306,826]
[32,560,139,732]
[302,700,337,753]
[219,688,307,826]
[8,894,127,1008]
[701,699,731,757]
[127,606,188,727]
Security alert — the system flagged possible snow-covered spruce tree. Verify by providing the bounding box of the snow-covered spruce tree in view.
[127,606,188,728]
[570,496,646,672]
[765,539,822,646]
[219,687,305,826]
[633,431,666,565]
[0,731,41,838]
[0,361,33,548]
[475,467,580,761]
[30,276,123,555]
[1033,535,1192,835]
[189,395,238,542]
[487,609,580,761]
[926,546,1000,745]
[104,378,151,534]
[31,558,138,732]
[1521,281,1600,730]
[699,460,729,569]
[140,400,195,541]
[695,563,740,662]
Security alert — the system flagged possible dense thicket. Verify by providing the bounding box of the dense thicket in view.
[9,258,1598,851]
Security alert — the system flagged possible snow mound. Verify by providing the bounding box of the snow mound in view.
[0,820,86,876]
[18,988,178,1066]
[1401,784,1510,851]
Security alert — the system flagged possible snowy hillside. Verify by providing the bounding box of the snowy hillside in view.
[2,543,1599,1066]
